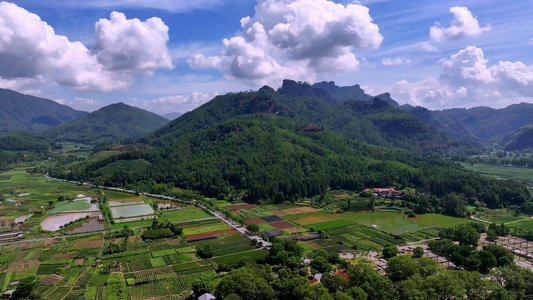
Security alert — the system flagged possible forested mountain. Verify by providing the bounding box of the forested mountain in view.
[0,132,59,153]
[55,114,530,208]
[503,125,533,151]
[405,103,533,146]
[43,102,169,144]
[140,80,463,156]
[0,88,87,135]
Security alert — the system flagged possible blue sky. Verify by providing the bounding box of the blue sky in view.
[1,0,532,114]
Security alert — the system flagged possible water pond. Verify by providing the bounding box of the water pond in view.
[110,203,154,219]
[40,212,100,231]
[65,218,105,234]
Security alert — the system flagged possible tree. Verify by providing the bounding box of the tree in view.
[215,266,275,300]
[246,223,260,233]
[450,252,465,266]
[478,250,497,272]
[413,246,424,258]
[196,245,214,259]
[192,276,214,297]
[12,276,37,299]
[321,273,349,293]
[347,287,368,300]
[382,245,399,258]
[386,255,419,282]
[483,244,514,267]
[310,256,332,273]
[453,224,481,246]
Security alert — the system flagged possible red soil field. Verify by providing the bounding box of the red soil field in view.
[228,204,257,210]
[333,269,350,282]
[245,218,267,225]
[270,221,296,230]
[186,229,236,240]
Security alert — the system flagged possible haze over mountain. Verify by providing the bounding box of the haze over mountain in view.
[43,102,169,144]
[0,88,87,135]
[405,104,533,146]
[162,112,183,120]
[503,125,533,151]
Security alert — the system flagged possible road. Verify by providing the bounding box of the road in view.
[40,174,270,248]
[0,217,219,247]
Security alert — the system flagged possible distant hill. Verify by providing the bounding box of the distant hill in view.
[0,132,59,153]
[44,102,169,144]
[405,103,533,145]
[163,112,183,120]
[503,125,533,151]
[0,88,87,135]
[140,80,463,156]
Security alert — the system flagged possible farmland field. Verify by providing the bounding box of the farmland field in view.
[181,220,232,236]
[508,219,533,231]
[461,163,533,185]
[340,212,472,234]
[161,206,213,222]
[212,249,269,266]
[303,219,355,230]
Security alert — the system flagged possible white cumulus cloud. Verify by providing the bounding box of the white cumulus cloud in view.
[382,57,412,66]
[127,92,215,114]
[391,46,533,108]
[430,7,490,43]
[54,97,105,112]
[0,2,172,92]
[189,0,383,85]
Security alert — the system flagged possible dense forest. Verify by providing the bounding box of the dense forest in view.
[53,114,531,211]
[0,132,59,153]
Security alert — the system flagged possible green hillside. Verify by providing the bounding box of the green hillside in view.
[0,88,87,135]
[44,102,169,144]
[0,132,59,152]
[57,114,530,208]
[504,125,533,151]
[140,81,461,156]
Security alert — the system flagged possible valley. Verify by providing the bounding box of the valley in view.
[0,82,532,299]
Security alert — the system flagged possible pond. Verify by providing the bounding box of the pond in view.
[40,212,101,231]
[109,200,145,207]
[14,214,33,224]
[65,218,105,234]
[110,203,155,219]
[157,201,185,210]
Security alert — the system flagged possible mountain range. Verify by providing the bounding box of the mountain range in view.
[140,80,462,156]
[0,81,532,151]
[0,88,87,135]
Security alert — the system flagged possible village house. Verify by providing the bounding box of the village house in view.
[372,188,401,197]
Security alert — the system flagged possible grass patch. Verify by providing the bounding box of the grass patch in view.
[212,249,268,266]
[477,214,528,224]
[161,207,212,222]
[508,219,533,231]
[49,200,92,213]
[462,163,533,185]
[304,219,355,230]
[109,219,153,230]
[340,212,471,235]
[181,220,231,236]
